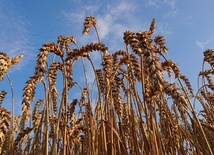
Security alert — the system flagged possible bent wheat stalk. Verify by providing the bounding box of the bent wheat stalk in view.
[0,16,213,155]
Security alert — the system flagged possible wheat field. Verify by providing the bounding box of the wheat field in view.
[0,16,213,155]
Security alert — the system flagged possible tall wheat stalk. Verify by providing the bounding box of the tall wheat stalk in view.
[0,16,213,155]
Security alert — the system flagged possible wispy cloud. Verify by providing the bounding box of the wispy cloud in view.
[107,1,137,15]
[164,9,178,18]
[147,0,177,9]
[155,22,171,35]
[62,1,143,51]
[0,1,34,72]
[62,0,172,53]
[62,5,100,26]
[61,4,101,45]
[147,0,178,18]
[147,0,159,8]
[163,0,177,9]
[196,40,210,50]
[62,1,144,86]
[97,1,139,39]
[60,1,174,90]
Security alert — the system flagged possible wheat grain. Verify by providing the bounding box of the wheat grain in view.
[0,52,10,80]
[0,16,213,155]
[0,91,7,106]
[154,35,168,53]
[82,16,96,35]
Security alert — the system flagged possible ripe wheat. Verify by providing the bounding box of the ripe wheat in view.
[0,16,213,155]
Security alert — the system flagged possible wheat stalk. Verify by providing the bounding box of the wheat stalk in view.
[0,16,213,155]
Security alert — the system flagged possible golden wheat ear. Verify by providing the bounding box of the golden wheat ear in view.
[82,16,96,35]
[11,54,24,65]
[0,107,11,154]
[0,90,7,106]
[0,52,10,80]
[149,18,155,34]
[0,52,23,80]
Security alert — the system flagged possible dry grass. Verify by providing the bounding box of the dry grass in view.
[0,16,214,155]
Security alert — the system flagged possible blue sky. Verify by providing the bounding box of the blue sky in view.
[0,0,213,113]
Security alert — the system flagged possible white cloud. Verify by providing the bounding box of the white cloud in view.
[196,40,210,50]
[62,5,100,26]
[164,9,178,18]
[61,4,101,46]
[62,0,172,54]
[62,1,139,40]
[163,0,176,9]
[60,0,175,102]
[155,22,171,35]
[147,0,178,18]
[97,14,113,39]
[147,0,159,8]
[107,1,137,15]
[147,0,176,9]
[62,1,145,52]
[0,1,33,72]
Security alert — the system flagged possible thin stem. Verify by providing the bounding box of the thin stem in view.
[6,74,14,130]
[6,73,15,153]
[93,25,101,43]
[81,58,89,89]
[74,43,90,92]
[178,78,213,155]
[93,25,104,61]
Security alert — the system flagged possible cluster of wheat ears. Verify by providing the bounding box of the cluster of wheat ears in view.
[0,16,214,155]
